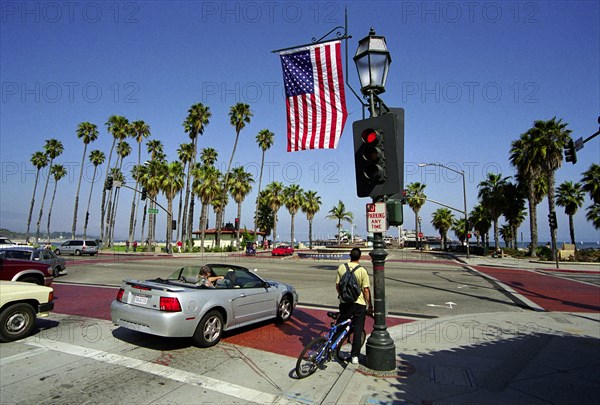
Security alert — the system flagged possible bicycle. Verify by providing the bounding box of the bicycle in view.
[295,311,366,378]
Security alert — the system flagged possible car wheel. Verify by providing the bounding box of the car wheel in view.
[54,249,61,255]
[192,310,223,348]
[75,250,81,256]
[277,294,293,322]
[0,303,37,342]
[19,276,42,285]
[53,267,60,278]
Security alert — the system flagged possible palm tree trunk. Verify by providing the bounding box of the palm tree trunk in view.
[128,145,142,244]
[527,189,538,257]
[254,151,265,234]
[568,214,576,246]
[83,167,98,240]
[272,209,278,245]
[100,138,117,242]
[35,160,53,244]
[167,197,174,253]
[547,172,557,261]
[176,188,183,242]
[200,202,208,253]
[139,200,147,242]
[72,145,88,238]
[308,218,313,249]
[290,213,295,247]
[493,219,499,250]
[236,201,242,250]
[26,170,41,243]
[47,181,58,242]
[181,160,192,243]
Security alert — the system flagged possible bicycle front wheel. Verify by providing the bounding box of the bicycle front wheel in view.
[335,329,367,363]
[296,337,328,378]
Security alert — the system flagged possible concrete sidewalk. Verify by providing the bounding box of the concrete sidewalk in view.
[328,311,600,404]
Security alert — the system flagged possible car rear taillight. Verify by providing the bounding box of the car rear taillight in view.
[159,297,182,312]
[116,288,125,302]
[48,291,54,302]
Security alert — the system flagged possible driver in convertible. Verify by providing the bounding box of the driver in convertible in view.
[200,265,224,288]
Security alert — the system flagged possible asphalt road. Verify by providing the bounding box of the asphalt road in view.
[55,250,524,318]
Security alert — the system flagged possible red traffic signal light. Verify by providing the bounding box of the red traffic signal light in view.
[353,110,405,199]
[360,128,386,183]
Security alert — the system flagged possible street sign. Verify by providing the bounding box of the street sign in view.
[418,232,424,238]
[148,208,159,214]
[366,202,387,233]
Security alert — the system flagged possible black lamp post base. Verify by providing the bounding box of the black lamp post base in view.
[366,330,396,371]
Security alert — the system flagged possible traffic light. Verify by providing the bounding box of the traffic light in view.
[386,199,403,226]
[235,218,240,230]
[141,188,147,200]
[105,176,113,190]
[564,139,577,164]
[548,211,558,230]
[172,220,176,230]
[353,109,404,198]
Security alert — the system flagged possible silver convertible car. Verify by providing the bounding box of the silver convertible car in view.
[110,264,298,347]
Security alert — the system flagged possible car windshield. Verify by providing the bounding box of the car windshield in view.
[0,238,14,244]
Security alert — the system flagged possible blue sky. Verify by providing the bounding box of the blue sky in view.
[1,0,599,244]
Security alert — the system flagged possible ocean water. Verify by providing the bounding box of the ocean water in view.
[516,241,600,250]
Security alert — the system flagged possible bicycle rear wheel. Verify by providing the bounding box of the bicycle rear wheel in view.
[335,329,366,363]
[296,337,328,378]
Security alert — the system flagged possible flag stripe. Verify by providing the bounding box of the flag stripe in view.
[279,41,348,152]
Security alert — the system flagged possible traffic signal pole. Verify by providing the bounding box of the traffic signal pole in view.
[362,93,397,372]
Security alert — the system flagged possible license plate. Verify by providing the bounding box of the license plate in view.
[134,295,148,305]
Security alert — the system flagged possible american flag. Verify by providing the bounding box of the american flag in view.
[279,40,348,152]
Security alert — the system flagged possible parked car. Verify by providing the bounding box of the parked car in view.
[271,244,294,256]
[0,237,17,248]
[111,264,298,347]
[0,247,66,277]
[0,256,53,286]
[54,239,98,256]
[0,280,54,342]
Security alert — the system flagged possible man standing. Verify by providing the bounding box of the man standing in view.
[335,247,373,364]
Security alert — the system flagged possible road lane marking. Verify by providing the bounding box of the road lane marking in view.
[24,338,288,404]
[0,347,48,366]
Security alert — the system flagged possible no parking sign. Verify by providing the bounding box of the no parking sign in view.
[366,202,387,233]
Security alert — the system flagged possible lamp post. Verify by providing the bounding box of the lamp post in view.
[354,28,396,371]
[418,163,470,259]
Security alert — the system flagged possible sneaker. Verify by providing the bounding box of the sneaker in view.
[351,356,359,364]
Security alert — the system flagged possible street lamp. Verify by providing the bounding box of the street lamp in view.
[418,163,470,259]
[354,28,391,117]
[354,28,396,372]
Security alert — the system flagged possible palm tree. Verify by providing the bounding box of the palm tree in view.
[556,181,585,246]
[107,140,132,246]
[452,217,469,245]
[499,224,513,248]
[326,200,353,244]
[83,150,105,240]
[200,147,218,166]
[211,182,228,248]
[581,164,600,204]
[182,103,212,249]
[283,184,304,246]
[176,142,194,241]
[431,208,454,250]
[128,120,151,245]
[35,138,64,244]
[478,173,509,251]
[586,203,600,229]
[219,103,253,243]
[510,131,548,256]
[470,204,491,248]
[101,115,129,242]
[26,151,49,243]
[528,117,572,259]
[264,182,285,244]
[502,181,527,249]
[406,182,427,246]
[139,159,165,246]
[192,164,221,253]
[47,164,67,242]
[301,190,321,249]
[255,189,274,244]
[254,129,274,234]
[227,167,254,249]
[71,122,99,239]
[160,161,185,253]
[146,139,164,161]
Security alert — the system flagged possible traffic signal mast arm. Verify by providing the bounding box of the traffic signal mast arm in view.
[426,198,464,214]
[110,182,172,217]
